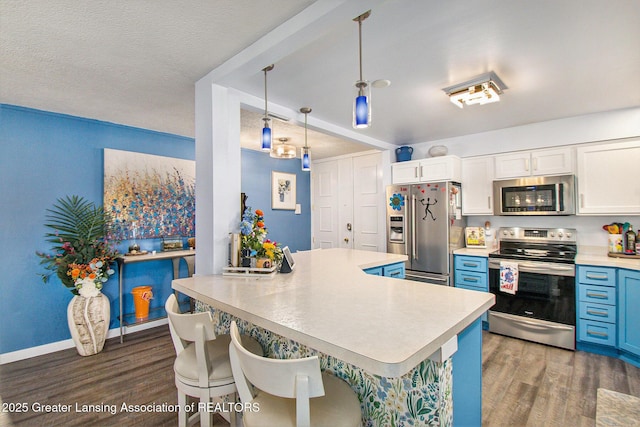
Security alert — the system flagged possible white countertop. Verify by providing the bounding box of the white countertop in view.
[173,248,494,377]
[454,247,495,257]
[576,247,640,271]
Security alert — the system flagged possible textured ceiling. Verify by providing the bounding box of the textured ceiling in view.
[2,1,639,159]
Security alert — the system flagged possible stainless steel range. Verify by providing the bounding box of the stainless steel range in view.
[488,227,577,350]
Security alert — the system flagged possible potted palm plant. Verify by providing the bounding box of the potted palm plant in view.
[37,195,120,356]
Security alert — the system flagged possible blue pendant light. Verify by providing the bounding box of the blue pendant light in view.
[261,64,274,151]
[353,11,371,129]
[300,107,312,171]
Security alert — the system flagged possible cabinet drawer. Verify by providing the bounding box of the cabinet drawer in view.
[455,270,488,291]
[577,266,616,287]
[579,321,616,347]
[579,302,616,324]
[383,262,405,279]
[455,256,488,274]
[578,284,616,305]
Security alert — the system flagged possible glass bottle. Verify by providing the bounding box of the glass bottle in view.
[625,226,636,254]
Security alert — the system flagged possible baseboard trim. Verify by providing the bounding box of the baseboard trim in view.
[0,318,168,365]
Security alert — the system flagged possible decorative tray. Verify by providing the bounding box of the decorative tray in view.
[608,252,640,259]
[222,265,277,278]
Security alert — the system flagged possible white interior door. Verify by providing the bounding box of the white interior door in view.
[353,152,384,252]
[338,158,354,249]
[311,160,339,248]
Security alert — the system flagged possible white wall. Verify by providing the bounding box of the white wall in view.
[410,107,640,158]
[407,107,640,251]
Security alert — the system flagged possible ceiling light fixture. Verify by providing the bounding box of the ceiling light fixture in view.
[270,137,296,159]
[300,107,312,171]
[443,71,507,108]
[353,10,372,129]
[261,64,275,151]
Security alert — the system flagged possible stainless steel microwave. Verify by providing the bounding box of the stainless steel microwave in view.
[493,174,576,215]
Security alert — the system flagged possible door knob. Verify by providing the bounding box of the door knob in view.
[344,237,350,243]
[346,223,352,231]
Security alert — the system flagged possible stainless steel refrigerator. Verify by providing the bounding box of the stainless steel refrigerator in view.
[386,182,466,285]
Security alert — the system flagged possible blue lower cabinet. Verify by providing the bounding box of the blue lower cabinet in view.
[363,266,383,276]
[619,269,640,358]
[382,262,405,279]
[576,265,617,349]
[454,255,489,326]
[363,262,406,279]
[452,318,482,427]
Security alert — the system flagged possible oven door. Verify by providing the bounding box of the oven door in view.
[488,258,575,326]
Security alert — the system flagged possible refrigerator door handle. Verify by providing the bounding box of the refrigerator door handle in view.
[404,195,409,256]
[411,194,417,260]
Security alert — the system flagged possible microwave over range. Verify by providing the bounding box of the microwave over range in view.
[493,174,576,215]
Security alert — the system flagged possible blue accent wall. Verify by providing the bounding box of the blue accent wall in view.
[241,149,311,253]
[0,105,195,354]
[0,104,311,355]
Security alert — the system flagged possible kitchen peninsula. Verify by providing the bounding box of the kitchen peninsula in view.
[172,248,495,426]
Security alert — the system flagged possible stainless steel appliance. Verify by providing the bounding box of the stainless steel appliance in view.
[488,227,577,350]
[494,174,576,215]
[386,182,466,285]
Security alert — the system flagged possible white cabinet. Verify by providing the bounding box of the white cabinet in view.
[576,139,640,215]
[461,156,494,215]
[494,147,574,179]
[392,155,461,184]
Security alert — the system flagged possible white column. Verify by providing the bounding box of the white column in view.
[195,82,241,275]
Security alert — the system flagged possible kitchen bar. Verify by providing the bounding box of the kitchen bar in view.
[173,248,495,426]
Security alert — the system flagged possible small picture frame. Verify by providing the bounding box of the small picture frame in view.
[465,227,486,248]
[272,171,296,210]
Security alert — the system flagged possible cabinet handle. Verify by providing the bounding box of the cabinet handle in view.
[586,309,608,317]
[414,166,419,178]
[420,165,424,179]
[580,193,584,208]
[488,196,491,209]
[464,277,479,283]
[586,292,608,299]
[532,157,538,171]
[390,271,401,277]
[587,330,608,338]
[525,158,530,171]
[463,262,479,267]
[586,273,608,280]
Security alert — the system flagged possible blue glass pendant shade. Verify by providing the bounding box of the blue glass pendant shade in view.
[261,125,272,151]
[354,95,369,127]
[301,150,311,171]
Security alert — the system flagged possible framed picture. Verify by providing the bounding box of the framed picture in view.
[271,171,296,210]
[465,227,486,248]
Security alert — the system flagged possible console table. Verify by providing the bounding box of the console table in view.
[116,249,195,342]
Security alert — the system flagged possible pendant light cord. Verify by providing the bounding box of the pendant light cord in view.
[358,18,363,83]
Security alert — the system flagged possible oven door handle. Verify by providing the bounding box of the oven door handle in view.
[499,262,575,275]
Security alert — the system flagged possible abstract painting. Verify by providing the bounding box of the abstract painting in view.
[104,149,195,240]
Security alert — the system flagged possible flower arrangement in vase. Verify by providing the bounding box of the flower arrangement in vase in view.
[239,207,283,268]
[36,195,120,356]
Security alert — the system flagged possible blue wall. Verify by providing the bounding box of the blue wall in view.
[0,104,311,355]
[0,105,195,354]
[241,149,311,252]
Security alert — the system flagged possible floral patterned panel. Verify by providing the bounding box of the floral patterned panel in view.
[195,301,453,427]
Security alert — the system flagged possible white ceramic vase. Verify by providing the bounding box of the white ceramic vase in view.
[67,293,110,356]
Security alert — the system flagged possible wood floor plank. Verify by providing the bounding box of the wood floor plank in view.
[2,327,640,426]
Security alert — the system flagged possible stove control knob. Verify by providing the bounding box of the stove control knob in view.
[503,230,509,236]
[550,232,555,237]
[509,230,515,236]
[566,232,572,238]
[558,231,564,238]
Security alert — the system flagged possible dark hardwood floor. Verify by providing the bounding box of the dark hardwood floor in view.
[1,327,639,426]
